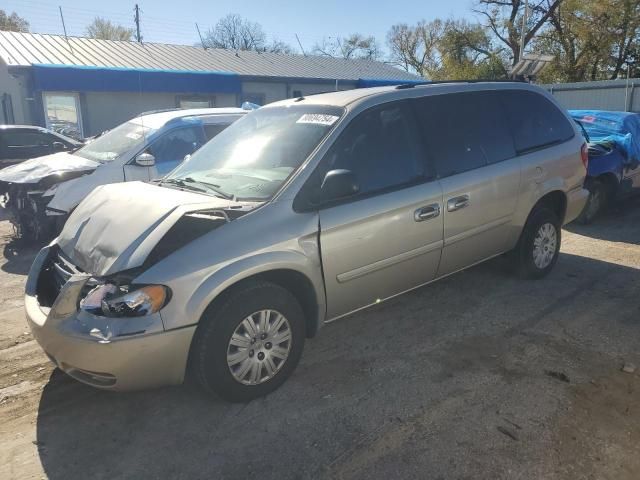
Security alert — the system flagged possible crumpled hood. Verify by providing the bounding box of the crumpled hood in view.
[0,151,98,184]
[57,181,239,276]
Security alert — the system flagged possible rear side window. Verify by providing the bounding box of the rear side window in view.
[414,91,516,178]
[322,101,427,195]
[501,90,574,154]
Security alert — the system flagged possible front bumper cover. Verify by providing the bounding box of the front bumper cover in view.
[25,246,195,391]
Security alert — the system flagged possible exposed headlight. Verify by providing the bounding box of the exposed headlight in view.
[80,283,169,317]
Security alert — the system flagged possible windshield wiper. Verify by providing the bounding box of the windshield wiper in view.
[162,177,234,200]
[183,177,235,200]
[160,178,207,193]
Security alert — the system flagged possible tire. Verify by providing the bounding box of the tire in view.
[576,180,608,224]
[191,281,306,402]
[512,207,561,279]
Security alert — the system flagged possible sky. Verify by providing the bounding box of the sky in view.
[3,0,476,53]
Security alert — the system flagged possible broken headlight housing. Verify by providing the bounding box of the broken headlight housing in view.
[80,283,170,317]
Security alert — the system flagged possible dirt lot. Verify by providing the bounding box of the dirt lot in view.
[0,200,639,480]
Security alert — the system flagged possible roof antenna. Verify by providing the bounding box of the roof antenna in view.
[58,6,74,54]
[295,34,306,56]
[196,23,207,50]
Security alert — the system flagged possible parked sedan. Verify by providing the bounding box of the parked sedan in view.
[0,108,247,240]
[571,110,640,223]
[0,125,81,169]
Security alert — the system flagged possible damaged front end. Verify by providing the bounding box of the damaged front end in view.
[0,169,92,241]
[26,199,245,389]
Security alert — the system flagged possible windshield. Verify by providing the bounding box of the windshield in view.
[74,120,154,163]
[164,105,344,201]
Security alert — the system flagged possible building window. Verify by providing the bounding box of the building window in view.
[178,96,215,109]
[43,92,83,140]
[241,93,265,106]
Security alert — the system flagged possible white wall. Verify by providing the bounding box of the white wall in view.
[81,91,237,135]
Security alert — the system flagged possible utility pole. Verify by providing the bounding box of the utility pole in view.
[134,4,142,43]
[519,0,529,61]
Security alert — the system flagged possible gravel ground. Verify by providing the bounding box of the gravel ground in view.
[0,199,639,480]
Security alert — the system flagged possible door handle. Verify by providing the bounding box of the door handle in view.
[447,194,470,212]
[414,204,441,222]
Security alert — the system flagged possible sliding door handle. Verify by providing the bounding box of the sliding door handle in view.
[447,195,470,212]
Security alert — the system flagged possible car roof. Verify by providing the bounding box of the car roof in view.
[136,107,248,126]
[265,81,535,109]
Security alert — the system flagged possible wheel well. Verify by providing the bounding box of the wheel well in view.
[534,190,567,223]
[592,173,619,195]
[202,270,320,339]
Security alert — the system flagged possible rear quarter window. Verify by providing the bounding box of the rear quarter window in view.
[413,91,516,178]
[500,90,574,154]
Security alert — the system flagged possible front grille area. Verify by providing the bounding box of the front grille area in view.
[36,247,87,307]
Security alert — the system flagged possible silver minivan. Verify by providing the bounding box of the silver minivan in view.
[26,83,589,401]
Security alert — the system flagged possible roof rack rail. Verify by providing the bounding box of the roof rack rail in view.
[395,78,525,89]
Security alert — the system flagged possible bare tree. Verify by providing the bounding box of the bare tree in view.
[0,9,29,32]
[474,0,563,64]
[312,33,381,60]
[386,20,446,76]
[203,14,294,53]
[86,17,134,41]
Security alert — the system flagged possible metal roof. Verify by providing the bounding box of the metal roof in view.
[0,31,419,82]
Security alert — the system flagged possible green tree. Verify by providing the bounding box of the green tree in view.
[535,0,640,82]
[85,17,134,41]
[0,9,29,32]
[386,19,507,80]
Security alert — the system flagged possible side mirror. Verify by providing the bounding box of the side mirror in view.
[319,169,359,202]
[135,152,156,167]
[52,141,66,152]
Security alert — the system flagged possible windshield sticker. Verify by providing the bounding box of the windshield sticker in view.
[296,114,339,126]
[126,132,142,139]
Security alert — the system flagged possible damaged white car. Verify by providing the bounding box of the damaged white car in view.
[26,84,588,402]
[0,108,246,240]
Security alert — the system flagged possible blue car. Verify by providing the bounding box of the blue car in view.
[570,110,640,223]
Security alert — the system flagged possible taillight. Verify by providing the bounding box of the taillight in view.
[581,143,589,171]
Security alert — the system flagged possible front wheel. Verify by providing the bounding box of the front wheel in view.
[512,207,561,279]
[191,281,306,402]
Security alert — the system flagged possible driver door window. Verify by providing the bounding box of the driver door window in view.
[147,127,203,177]
[323,102,428,197]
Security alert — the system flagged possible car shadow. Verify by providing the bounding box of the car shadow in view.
[564,194,640,245]
[1,235,39,275]
[34,251,640,480]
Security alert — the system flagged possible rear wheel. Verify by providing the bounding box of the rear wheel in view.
[512,207,561,279]
[576,180,608,224]
[191,281,305,402]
